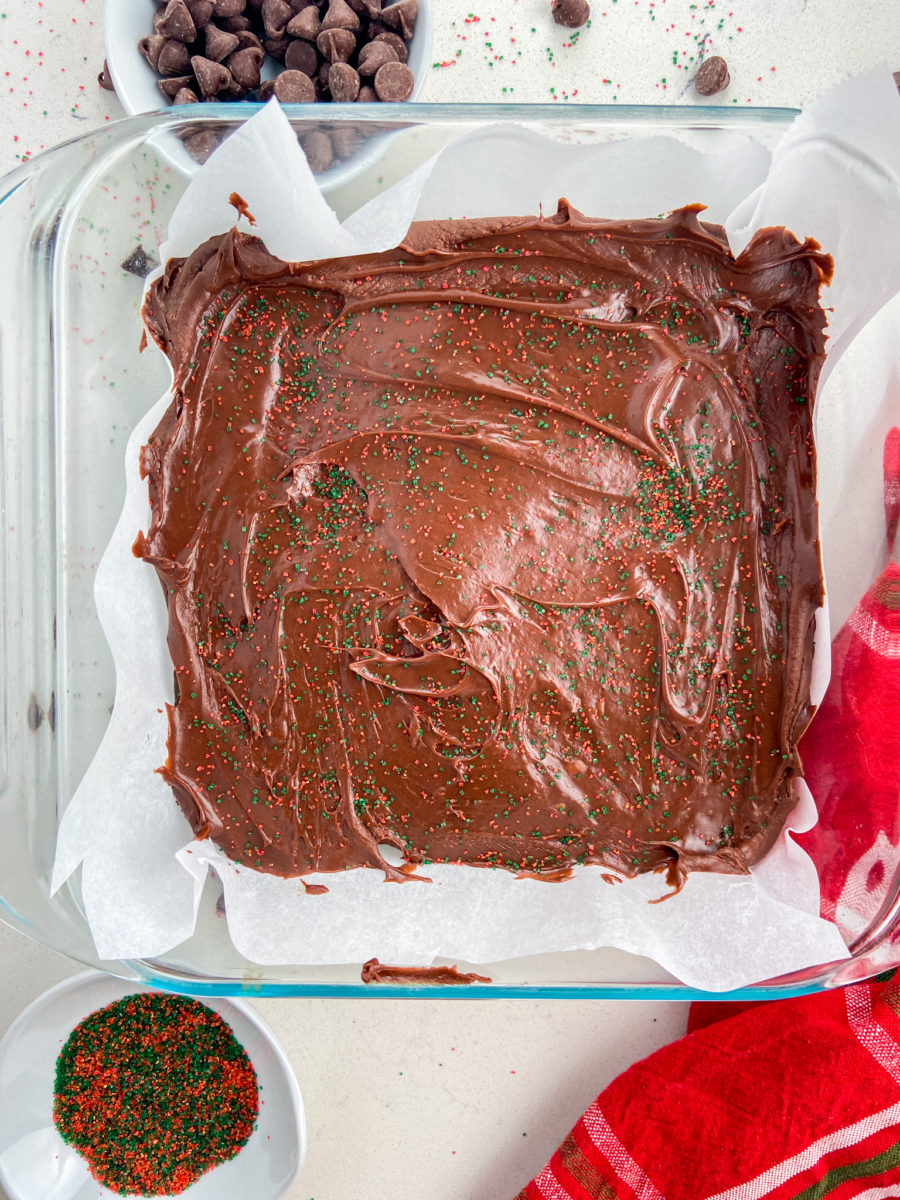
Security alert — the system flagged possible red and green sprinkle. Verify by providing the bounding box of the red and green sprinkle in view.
[53,992,258,1196]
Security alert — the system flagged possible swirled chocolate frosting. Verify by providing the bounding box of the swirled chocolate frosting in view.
[139,202,831,886]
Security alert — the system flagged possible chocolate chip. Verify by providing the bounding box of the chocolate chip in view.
[222,14,253,30]
[185,0,214,27]
[157,74,195,98]
[227,45,265,86]
[286,6,321,38]
[380,0,415,40]
[191,54,233,95]
[204,24,240,60]
[331,125,360,155]
[257,77,277,100]
[284,38,319,74]
[183,130,221,163]
[273,68,316,100]
[138,34,166,70]
[158,38,192,75]
[357,39,396,75]
[301,130,334,171]
[211,0,245,14]
[173,85,200,103]
[551,0,590,27]
[328,61,360,100]
[321,0,360,32]
[287,0,312,10]
[156,0,197,41]
[121,246,158,277]
[356,83,377,102]
[235,29,264,49]
[317,27,356,61]
[98,60,116,91]
[263,35,289,61]
[262,0,293,35]
[373,59,412,100]
[346,0,380,13]
[374,30,406,62]
[694,54,730,95]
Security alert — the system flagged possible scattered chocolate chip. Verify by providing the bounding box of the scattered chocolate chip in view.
[317,26,356,62]
[222,14,253,30]
[227,45,265,86]
[374,30,406,61]
[380,0,416,40]
[191,54,233,95]
[204,24,240,60]
[121,246,158,277]
[158,38,193,75]
[257,77,277,100]
[157,0,197,41]
[322,0,360,32]
[284,37,319,74]
[551,0,590,27]
[157,74,195,98]
[185,0,214,27]
[138,34,166,70]
[356,83,378,102]
[301,129,334,170]
[286,6,321,38]
[98,60,116,91]
[262,0,293,35]
[273,67,316,100]
[373,58,413,100]
[694,54,730,96]
[328,60,360,100]
[173,86,200,103]
[357,39,396,75]
[211,0,246,14]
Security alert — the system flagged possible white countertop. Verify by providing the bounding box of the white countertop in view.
[1,3,898,1198]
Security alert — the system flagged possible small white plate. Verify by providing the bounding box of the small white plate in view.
[0,972,305,1200]
[104,0,433,187]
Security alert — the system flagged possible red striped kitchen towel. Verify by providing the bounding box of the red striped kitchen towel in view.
[515,428,900,1200]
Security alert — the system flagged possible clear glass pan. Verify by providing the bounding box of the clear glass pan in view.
[1,102,897,998]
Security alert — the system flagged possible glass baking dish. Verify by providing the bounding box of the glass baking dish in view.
[1,102,897,999]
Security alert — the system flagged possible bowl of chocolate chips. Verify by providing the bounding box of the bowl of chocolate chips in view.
[105,0,431,176]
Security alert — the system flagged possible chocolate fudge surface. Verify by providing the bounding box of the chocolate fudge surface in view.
[139,202,830,887]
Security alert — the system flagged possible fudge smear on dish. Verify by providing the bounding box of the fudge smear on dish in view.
[138,202,830,886]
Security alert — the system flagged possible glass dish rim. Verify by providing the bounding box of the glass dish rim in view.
[6,99,896,1002]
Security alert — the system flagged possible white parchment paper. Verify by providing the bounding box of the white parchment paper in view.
[54,71,900,989]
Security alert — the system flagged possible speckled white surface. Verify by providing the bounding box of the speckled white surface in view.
[1,3,899,1199]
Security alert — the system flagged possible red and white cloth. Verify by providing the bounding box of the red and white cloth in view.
[515,428,900,1200]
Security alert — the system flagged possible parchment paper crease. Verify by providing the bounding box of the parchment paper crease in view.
[53,70,900,989]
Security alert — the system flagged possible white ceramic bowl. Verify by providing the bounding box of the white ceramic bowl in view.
[0,972,305,1200]
[105,0,432,117]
